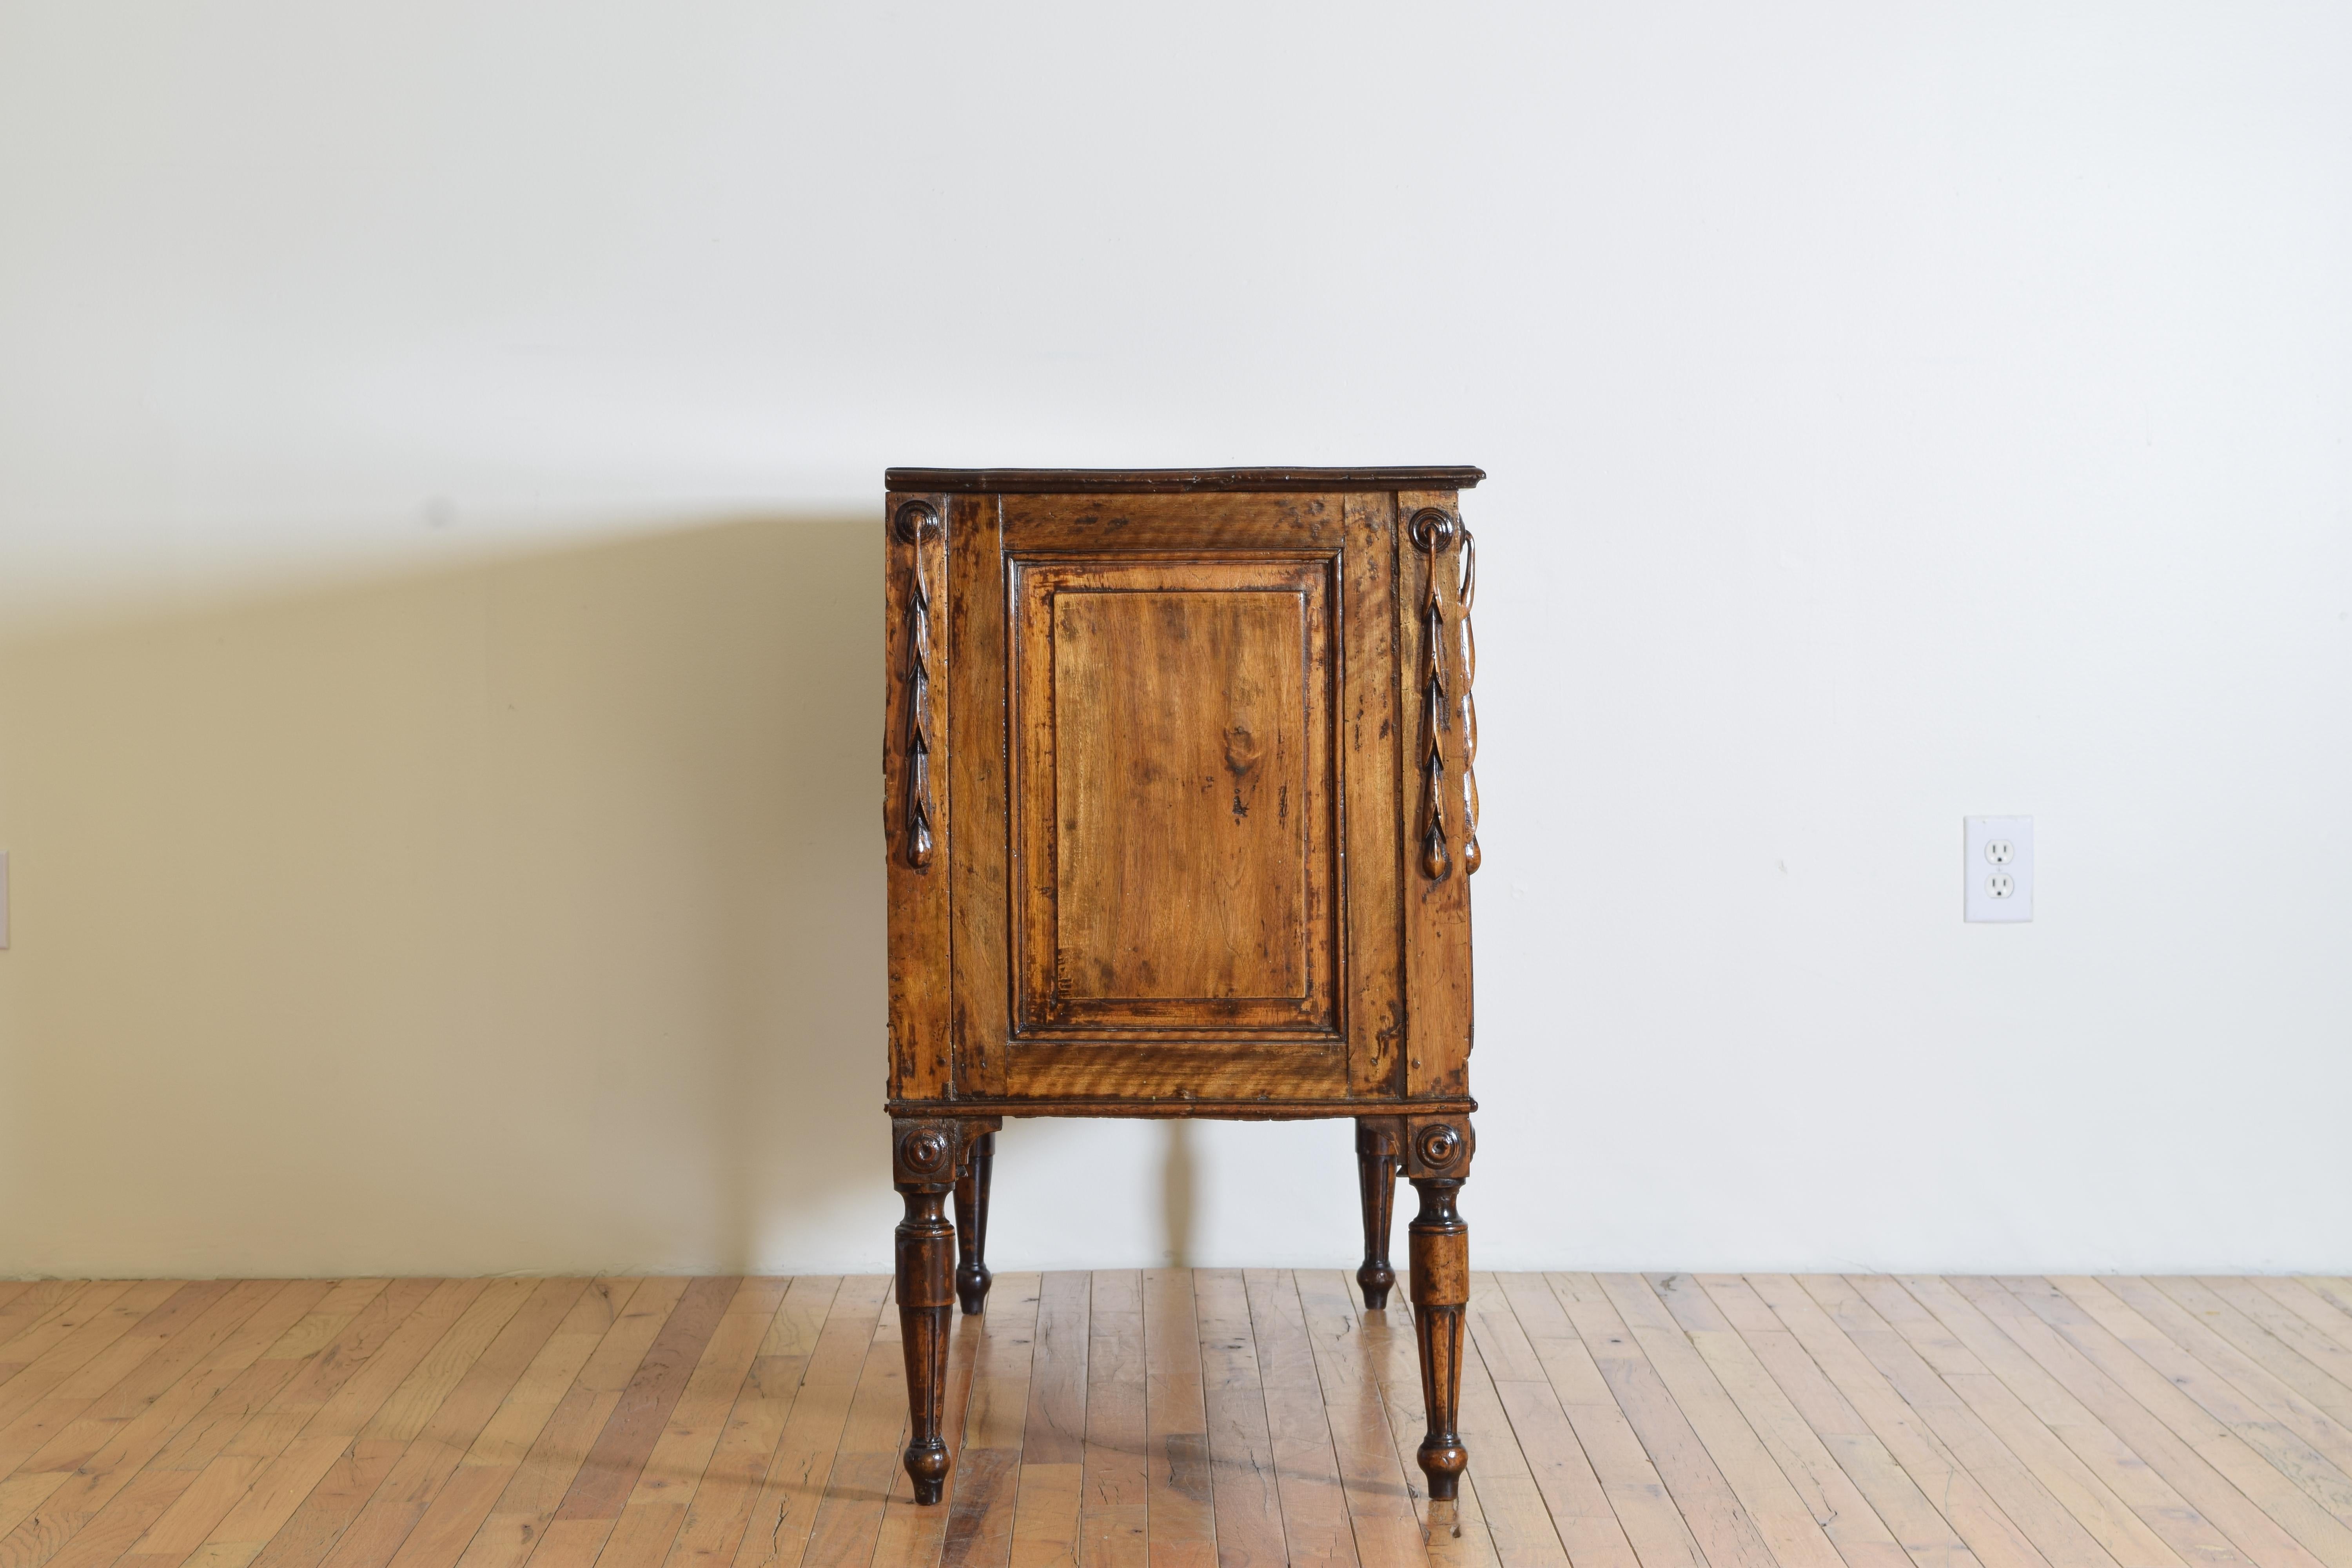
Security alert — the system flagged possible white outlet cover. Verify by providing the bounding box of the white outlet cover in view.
[1964,817,2033,922]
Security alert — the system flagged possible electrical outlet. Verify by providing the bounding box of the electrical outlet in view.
[1964,817,2032,922]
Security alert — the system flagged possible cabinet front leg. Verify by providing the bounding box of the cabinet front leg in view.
[954,1130,995,1315]
[1355,1120,1400,1310]
[1403,1115,1473,1502]
[893,1120,961,1504]
[1409,1175,1469,1499]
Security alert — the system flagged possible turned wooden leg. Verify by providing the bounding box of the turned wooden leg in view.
[1403,1115,1473,1502]
[1410,1174,1469,1499]
[954,1130,995,1315]
[892,1120,961,1504]
[1355,1120,1399,1310]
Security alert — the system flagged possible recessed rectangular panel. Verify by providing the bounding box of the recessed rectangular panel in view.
[1056,588,1305,999]
[1012,557,1338,1039]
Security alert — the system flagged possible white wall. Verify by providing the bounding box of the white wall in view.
[1,0,2347,1277]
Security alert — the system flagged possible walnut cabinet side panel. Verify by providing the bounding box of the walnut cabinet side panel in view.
[888,484,1467,1111]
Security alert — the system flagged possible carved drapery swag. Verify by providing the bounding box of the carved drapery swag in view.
[1412,508,1480,880]
[894,500,939,870]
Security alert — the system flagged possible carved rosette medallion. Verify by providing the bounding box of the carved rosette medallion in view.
[893,500,940,871]
[894,1120,956,1187]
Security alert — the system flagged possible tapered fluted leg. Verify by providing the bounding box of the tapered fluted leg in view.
[955,1131,995,1315]
[896,1186,953,1503]
[1355,1120,1399,1310]
[892,1118,966,1505]
[895,1186,954,1502]
[1410,1174,1469,1500]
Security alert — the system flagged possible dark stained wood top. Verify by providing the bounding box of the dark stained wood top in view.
[886,466,1484,495]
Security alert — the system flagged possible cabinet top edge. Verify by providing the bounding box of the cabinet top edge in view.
[885,465,1485,494]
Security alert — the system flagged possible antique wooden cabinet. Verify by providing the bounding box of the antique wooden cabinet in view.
[881,465,1483,1505]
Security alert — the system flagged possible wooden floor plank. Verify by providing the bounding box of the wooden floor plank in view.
[1893,1276,2271,1568]
[2265,1289,2352,1360]
[0,1285,97,1371]
[1693,1276,1994,1568]
[1942,1276,2333,1568]
[1782,1275,2122,1568]
[1006,1271,1090,1568]
[128,1279,437,1568]
[2306,1291,2352,1336]
[1610,1274,1856,1568]
[1499,1272,1704,1568]
[29,1272,2352,1568]
[1470,1275,1640,1568]
[600,1280,789,1568]
[771,1278,905,1568]
[373,1279,640,1568]
[1191,1270,1283,1568]
[1719,1275,2055,1568]
[22,1283,338,1568]
[1994,1278,2352,1566]
[0,1284,165,1434]
[2133,1281,2352,1472]
[1646,1274,1922,1568]
[658,1278,832,1568]
[0,1283,220,1481]
[867,1297,983,1568]
[35,1281,347,1568]
[1291,1273,1426,1568]
[1839,1277,2184,1568]
[243,1281,527,1568]
[1077,1273,1147,1568]
[548,1275,740,1549]
[1244,1271,1361,1568]
[727,1275,888,1568]
[1446,1281,1567,1568]
[1356,1279,1501,1568]
[2201,1283,2352,1423]
[451,1277,683,1568]
[2044,1280,2352,1531]
[1141,1271,1214,1568]
[936,1274,1040,1568]
[308,1280,589,1568]
[1551,1273,1782,1568]
[0,1281,310,1568]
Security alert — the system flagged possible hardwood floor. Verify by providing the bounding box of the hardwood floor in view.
[0,1274,2347,1568]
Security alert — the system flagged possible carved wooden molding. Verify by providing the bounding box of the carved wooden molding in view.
[893,499,940,871]
[1410,508,1457,880]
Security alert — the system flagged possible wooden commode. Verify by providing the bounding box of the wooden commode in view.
[880,466,1485,1505]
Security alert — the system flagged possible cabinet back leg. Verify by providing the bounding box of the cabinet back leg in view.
[1354,1119,1399,1310]
[954,1131,995,1315]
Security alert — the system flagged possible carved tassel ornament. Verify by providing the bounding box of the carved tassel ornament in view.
[1457,525,1480,875]
[894,500,939,870]
[1411,508,1454,880]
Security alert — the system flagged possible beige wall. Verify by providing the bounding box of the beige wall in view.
[4,2,2348,1275]
[0,519,893,1276]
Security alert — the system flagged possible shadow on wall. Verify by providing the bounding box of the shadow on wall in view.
[0,515,911,1277]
